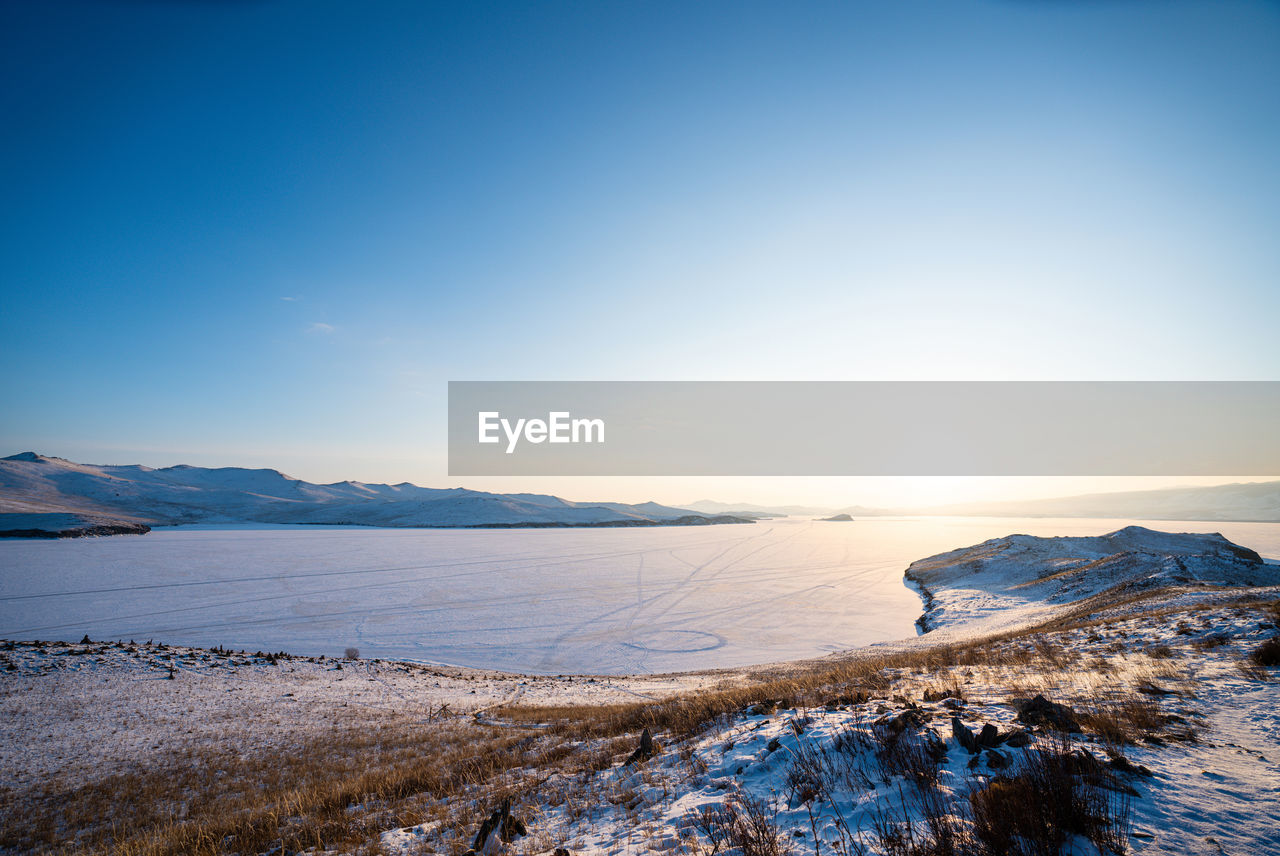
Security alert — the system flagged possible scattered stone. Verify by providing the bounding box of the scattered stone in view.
[985,749,1009,769]
[888,707,928,733]
[923,688,964,703]
[1014,694,1081,733]
[766,737,782,753]
[823,692,867,708]
[977,723,1001,749]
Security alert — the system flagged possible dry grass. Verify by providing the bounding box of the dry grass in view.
[968,737,1131,856]
[6,586,1269,856]
[1,718,573,856]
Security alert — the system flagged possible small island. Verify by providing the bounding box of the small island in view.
[819,512,854,522]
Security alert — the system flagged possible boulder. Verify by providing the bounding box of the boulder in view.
[625,727,657,765]
[952,716,979,753]
[1003,729,1034,748]
[1014,694,1082,733]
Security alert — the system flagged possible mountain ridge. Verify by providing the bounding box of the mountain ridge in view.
[0,453,751,536]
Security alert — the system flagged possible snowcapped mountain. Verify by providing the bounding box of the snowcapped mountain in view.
[904,525,1276,634]
[0,453,749,536]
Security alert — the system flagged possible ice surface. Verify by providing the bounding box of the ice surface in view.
[2,517,1278,675]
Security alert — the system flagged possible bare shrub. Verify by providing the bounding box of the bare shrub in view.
[869,714,946,789]
[1249,637,1280,668]
[344,647,360,660]
[868,782,970,856]
[1080,697,1183,745]
[969,737,1131,856]
[695,792,792,856]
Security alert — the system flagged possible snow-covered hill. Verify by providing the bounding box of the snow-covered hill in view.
[904,525,1277,633]
[0,452,749,535]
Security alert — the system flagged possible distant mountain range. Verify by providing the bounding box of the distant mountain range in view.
[0,453,750,537]
[4,453,1275,538]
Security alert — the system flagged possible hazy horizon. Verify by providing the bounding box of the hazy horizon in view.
[4,2,1278,506]
[8,449,1278,510]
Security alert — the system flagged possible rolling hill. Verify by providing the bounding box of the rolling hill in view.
[0,453,749,536]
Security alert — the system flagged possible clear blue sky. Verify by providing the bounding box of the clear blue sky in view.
[2,1,1278,504]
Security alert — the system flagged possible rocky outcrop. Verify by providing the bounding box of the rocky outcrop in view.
[0,523,151,539]
[0,512,150,539]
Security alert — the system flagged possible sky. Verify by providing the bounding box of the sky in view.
[1,0,1278,507]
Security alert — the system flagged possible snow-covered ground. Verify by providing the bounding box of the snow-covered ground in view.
[3,518,1278,674]
[488,594,1280,856]
[0,639,722,796]
[3,525,1279,855]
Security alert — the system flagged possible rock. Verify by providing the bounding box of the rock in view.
[1106,750,1154,778]
[554,849,571,856]
[1069,749,1141,796]
[471,800,527,853]
[471,798,524,849]
[985,749,1009,769]
[977,723,1001,748]
[1003,729,1034,748]
[625,727,657,765]
[923,688,964,703]
[952,716,979,753]
[888,708,928,733]
[766,737,782,753]
[1014,694,1082,733]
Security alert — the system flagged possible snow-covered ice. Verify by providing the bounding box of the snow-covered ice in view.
[2,518,1278,675]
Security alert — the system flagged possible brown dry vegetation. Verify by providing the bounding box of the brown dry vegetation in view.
[3,592,1275,856]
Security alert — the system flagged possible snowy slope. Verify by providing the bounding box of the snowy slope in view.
[0,452,747,533]
[904,525,1277,633]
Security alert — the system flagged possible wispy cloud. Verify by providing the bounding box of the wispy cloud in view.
[307,322,336,335]
[280,296,300,301]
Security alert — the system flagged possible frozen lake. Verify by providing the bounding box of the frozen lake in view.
[2,517,1278,674]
